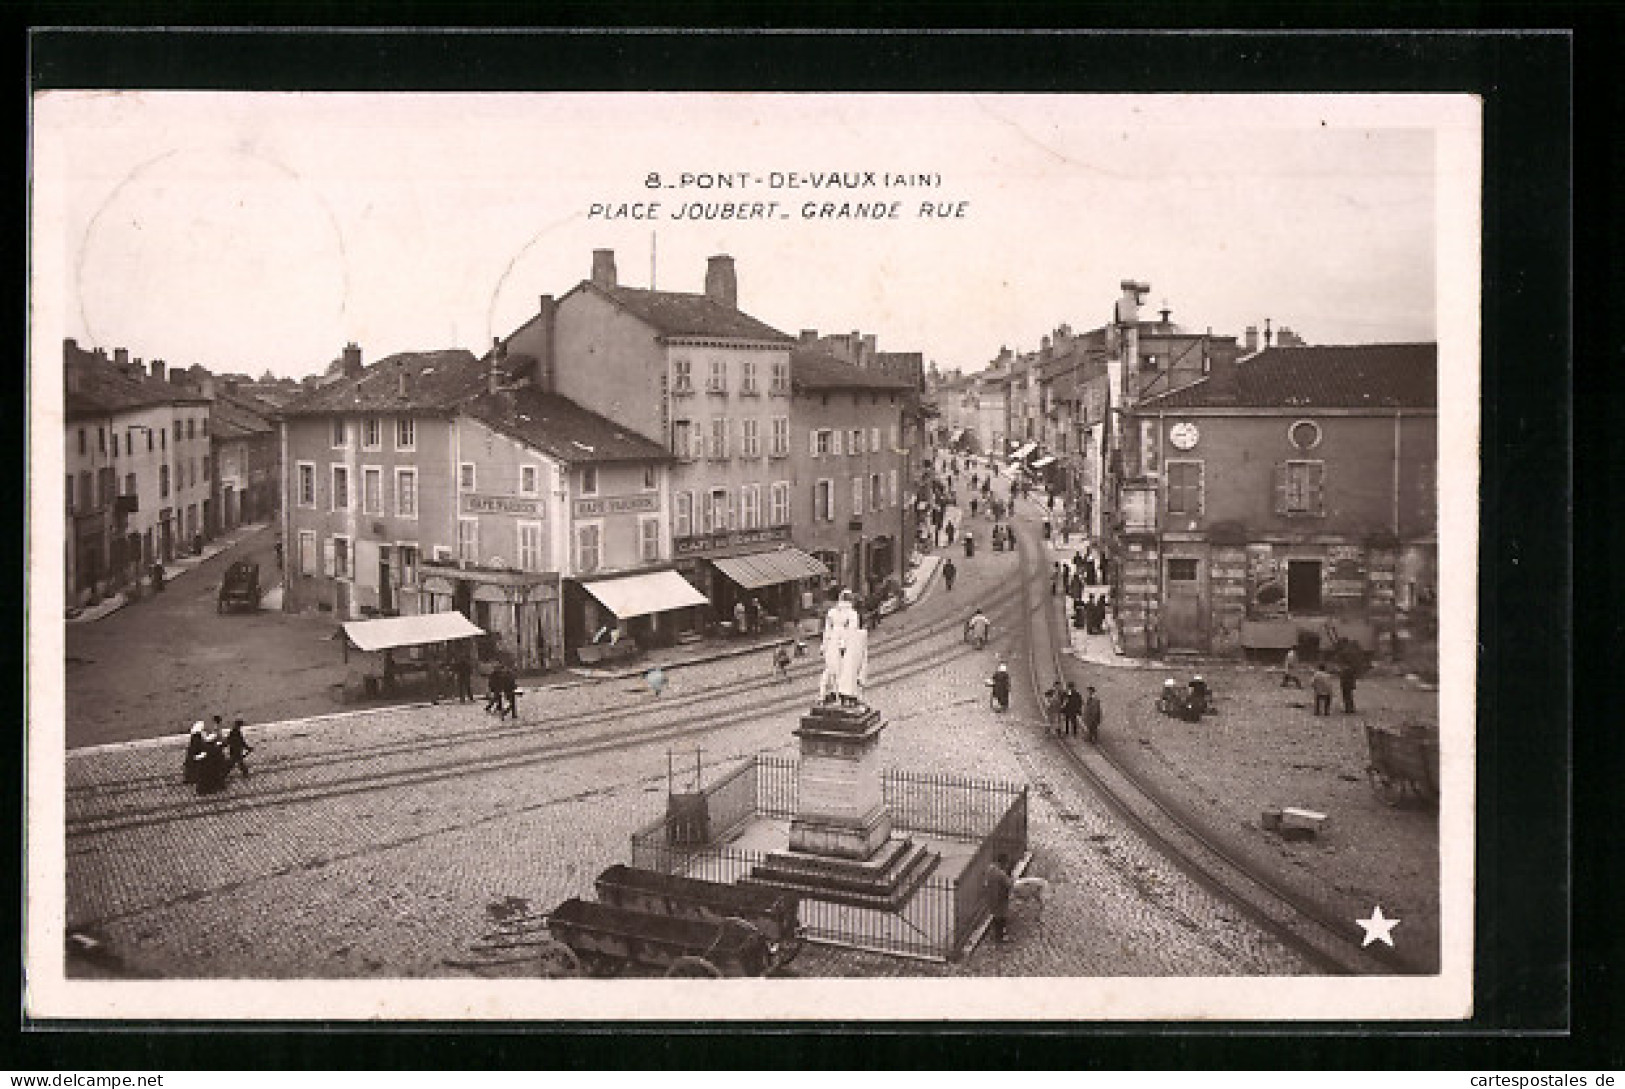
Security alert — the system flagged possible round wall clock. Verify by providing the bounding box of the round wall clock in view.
[1169,421,1201,450]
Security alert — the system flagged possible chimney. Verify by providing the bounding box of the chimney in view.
[705,255,737,309]
[488,336,505,394]
[200,374,215,399]
[114,348,129,371]
[800,329,819,344]
[150,358,166,383]
[534,295,557,393]
[342,342,363,377]
[1159,305,1172,325]
[591,249,617,288]
[64,337,78,354]
[1263,318,1274,348]
[1243,325,1258,354]
[1117,280,1150,324]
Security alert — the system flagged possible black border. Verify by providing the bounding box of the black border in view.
[17,23,1585,1070]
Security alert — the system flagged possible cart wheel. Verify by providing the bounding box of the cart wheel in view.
[665,955,722,978]
[532,939,582,979]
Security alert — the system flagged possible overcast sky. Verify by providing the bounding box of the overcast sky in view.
[35,93,1473,380]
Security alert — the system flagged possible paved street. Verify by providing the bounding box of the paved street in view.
[60,462,1363,982]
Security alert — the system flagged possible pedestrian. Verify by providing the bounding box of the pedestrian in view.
[484,663,508,715]
[1042,680,1065,733]
[224,717,253,778]
[1338,660,1358,713]
[963,532,975,558]
[989,660,1011,712]
[194,729,229,795]
[645,665,668,697]
[183,721,205,784]
[1047,493,1056,512]
[453,653,475,702]
[1083,686,1102,743]
[1310,663,1334,716]
[1188,675,1211,716]
[501,668,521,720]
[1281,646,1303,688]
[985,854,1015,943]
[942,557,957,592]
[945,521,956,546]
[970,497,978,518]
[1050,563,1060,596]
[733,599,748,635]
[1061,681,1083,737]
[966,608,991,649]
[773,644,792,682]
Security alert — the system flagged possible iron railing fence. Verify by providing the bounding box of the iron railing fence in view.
[628,837,958,960]
[627,754,1030,959]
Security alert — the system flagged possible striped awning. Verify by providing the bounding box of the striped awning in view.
[1009,442,1038,460]
[1031,455,1057,468]
[710,546,829,590]
[582,570,710,619]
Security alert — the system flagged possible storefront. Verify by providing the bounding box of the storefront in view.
[568,568,711,661]
[707,545,829,630]
[420,561,563,671]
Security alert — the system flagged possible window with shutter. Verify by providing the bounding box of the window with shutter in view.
[322,537,335,577]
[832,429,843,456]
[1280,460,1325,516]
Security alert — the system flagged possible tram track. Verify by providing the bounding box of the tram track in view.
[1011,505,1424,976]
[69,584,1022,801]
[66,585,1025,839]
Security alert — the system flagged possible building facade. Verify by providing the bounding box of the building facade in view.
[788,346,913,600]
[1111,343,1437,664]
[63,340,214,603]
[519,249,831,628]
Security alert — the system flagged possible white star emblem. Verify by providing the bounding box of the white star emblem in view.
[1356,906,1400,948]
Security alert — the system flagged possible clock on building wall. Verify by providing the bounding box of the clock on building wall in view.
[1169,421,1201,450]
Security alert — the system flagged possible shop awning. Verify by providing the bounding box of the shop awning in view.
[1031,455,1057,469]
[710,546,829,590]
[1009,442,1037,460]
[342,611,485,653]
[581,570,710,619]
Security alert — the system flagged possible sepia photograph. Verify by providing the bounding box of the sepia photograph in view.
[28,86,1481,1022]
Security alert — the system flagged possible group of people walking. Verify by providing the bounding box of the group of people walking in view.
[182,716,253,795]
[1280,647,1360,715]
[1043,679,1102,741]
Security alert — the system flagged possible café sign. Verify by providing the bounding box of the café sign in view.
[673,524,790,556]
[573,493,660,518]
[462,493,544,517]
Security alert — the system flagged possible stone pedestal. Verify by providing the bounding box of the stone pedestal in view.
[748,702,939,909]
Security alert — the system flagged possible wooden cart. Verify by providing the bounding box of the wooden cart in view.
[538,897,774,978]
[594,864,803,966]
[1365,721,1439,806]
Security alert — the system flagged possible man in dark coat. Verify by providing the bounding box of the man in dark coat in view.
[195,731,229,795]
[942,557,957,592]
[224,718,254,778]
[1083,686,1103,742]
[1061,682,1084,737]
[1338,661,1358,713]
[989,662,1011,711]
[485,664,508,715]
[452,653,475,702]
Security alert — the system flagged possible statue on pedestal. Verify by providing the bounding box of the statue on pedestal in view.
[819,590,869,707]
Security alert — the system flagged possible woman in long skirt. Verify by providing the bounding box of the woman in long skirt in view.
[183,722,205,784]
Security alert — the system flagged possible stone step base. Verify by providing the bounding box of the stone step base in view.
[744,838,942,912]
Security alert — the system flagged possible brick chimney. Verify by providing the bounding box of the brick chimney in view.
[1243,325,1259,354]
[591,249,617,288]
[1117,280,1150,324]
[705,255,737,309]
[149,358,166,383]
[113,348,129,371]
[534,295,557,393]
[799,329,819,344]
[342,342,363,377]
[488,336,505,394]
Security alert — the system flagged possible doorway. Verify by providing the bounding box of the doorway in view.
[1287,560,1323,614]
[378,546,394,615]
[1163,556,1206,651]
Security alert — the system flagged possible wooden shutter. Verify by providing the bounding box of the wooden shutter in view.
[1195,462,1206,516]
[810,429,820,457]
[322,537,335,577]
[1308,461,1326,516]
[1272,462,1288,515]
[832,429,843,456]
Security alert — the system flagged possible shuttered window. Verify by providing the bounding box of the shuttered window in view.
[1275,460,1326,516]
[1166,460,1204,515]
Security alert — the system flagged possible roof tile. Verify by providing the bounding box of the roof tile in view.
[1142,343,1436,410]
